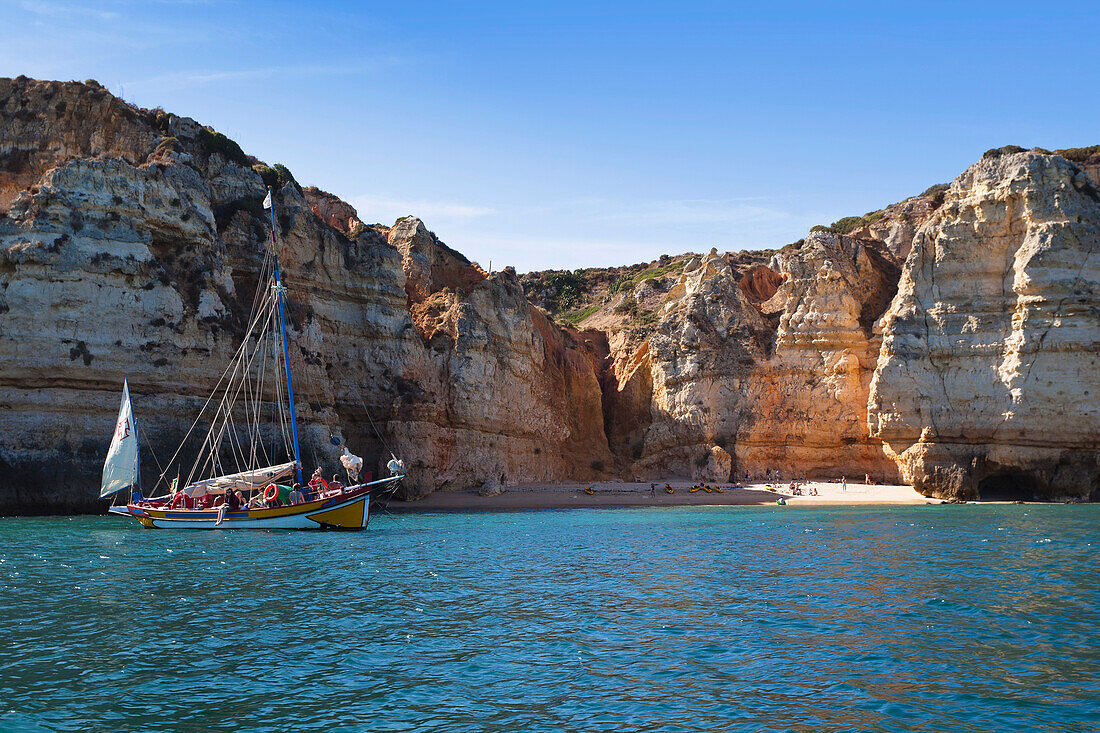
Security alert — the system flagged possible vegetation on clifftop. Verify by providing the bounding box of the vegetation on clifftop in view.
[199,126,250,167]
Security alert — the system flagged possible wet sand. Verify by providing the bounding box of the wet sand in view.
[386,480,938,512]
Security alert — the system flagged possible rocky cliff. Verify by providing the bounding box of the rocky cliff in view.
[868,151,1100,500]
[0,77,610,512]
[1,77,1097,511]
[522,150,1098,501]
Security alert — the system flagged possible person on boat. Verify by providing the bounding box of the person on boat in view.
[168,490,192,510]
[289,485,305,504]
[330,475,344,494]
[213,489,242,526]
[293,481,308,503]
[309,468,327,496]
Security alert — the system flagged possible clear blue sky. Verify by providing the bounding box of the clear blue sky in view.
[3,1,1099,272]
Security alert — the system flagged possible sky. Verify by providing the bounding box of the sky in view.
[2,0,1099,272]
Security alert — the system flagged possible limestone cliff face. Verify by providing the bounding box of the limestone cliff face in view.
[868,152,1100,500]
[612,235,903,484]
[2,77,1097,510]
[0,77,611,511]
[626,251,773,481]
[735,233,902,480]
[378,218,612,494]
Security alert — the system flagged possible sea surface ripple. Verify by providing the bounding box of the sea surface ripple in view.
[1,505,1098,732]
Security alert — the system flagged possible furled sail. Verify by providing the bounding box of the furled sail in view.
[183,461,297,497]
[101,380,139,498]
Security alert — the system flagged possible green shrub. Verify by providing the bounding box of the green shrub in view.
[828,216,865,235]
[561,303,600,325]
[199,127,250,166]
[638,261,682,282]
[609,274,633,294]
[273,163,296,184]
[544,271,585,312]
[919,183,948,199]
[613,296,638,317]
[252,163,297,190]
[982,145,1027,160]
[1054,145,1100,162]
[153,136,179,155]
[828,211,884,235]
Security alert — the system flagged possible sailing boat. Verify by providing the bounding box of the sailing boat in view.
[103,188,405,529]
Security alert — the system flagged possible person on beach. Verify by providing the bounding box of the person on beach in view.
[865,474,870,485]
[841,477,847,492]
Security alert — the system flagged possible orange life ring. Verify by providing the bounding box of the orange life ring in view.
[263,484,278,502]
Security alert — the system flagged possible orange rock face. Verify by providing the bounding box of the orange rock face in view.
[1,78,1097,509]
[0,78,612,511]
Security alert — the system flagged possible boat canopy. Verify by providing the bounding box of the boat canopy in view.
[182,461,297,497]
[101,380,139,498]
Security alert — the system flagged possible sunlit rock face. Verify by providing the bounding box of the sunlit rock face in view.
[613,236,903,484]
[735,232,902,481]
[869,151,1100,501]
[625,250,773,480]
[2,77,1097,510]
[0,78,612,511]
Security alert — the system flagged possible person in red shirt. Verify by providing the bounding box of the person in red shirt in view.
[308,468,328,498]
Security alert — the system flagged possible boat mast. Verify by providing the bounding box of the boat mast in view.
[133,386,142,502]
[267,188,303,485]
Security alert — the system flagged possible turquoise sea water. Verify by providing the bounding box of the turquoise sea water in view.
[1,505,1098,732]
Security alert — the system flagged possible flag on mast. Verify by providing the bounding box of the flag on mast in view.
[262,190,272,210]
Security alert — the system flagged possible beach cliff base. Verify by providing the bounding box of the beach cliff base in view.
[386,481,936,512]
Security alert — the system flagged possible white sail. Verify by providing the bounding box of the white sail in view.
[183,461,297,497]
[101,380,139,498]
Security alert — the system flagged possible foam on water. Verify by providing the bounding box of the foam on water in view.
[0,505,1098,732]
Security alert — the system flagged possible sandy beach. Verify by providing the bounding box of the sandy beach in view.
[386,480,938,512]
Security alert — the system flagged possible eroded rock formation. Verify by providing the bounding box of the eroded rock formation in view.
[1,76,1097,510]
[0,77,610,511]
[868,152,1100,501]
